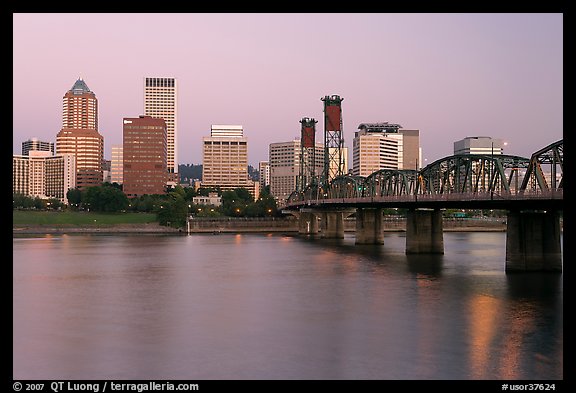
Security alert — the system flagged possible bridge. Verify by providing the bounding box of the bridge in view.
[283,139,564,272]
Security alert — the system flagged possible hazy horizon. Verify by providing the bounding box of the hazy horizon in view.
[13,13,563,168]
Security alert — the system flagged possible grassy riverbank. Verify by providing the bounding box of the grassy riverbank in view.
[13,210,157,225]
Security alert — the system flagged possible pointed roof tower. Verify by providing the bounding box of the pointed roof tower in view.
[70,77,92,95]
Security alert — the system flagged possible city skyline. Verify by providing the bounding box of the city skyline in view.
[13,13,563,167]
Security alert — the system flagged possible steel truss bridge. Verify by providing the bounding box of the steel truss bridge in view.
[285,139,563,211]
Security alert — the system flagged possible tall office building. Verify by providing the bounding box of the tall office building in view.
[352,122,421,177]
[110,145,124,185]
[55,78,104,190]
[123,115,167,198]
[454,136,504,155]
[452,137,509,192]
[202,125,250,194]
[13,151,76,204]
[22,138,54,156]
[259,161,270,188]
[269,139,324,202]
[144,77,177,184]
[103,159,111,183]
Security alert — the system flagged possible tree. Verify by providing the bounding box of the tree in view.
[171,184,186,199]
[81,185,129,212]
[245,186,277,217]
[67,188,82,209]
[156,192,188,227]
[13,193,35,209]
[46,198,64,210]
[221,188,253,216]
[33,196,46,210]
[197,187,220,197]
[102,181,123,191]
[183,186,197,201]
[128,194,158,212]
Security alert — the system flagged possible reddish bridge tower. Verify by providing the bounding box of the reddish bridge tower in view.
[298,117,318,192]
[321,94,344,185]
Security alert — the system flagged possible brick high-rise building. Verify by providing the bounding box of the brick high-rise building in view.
[122,115,167,198]
[55,78,104,190]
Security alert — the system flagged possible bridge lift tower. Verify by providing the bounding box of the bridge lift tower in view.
[298,117,318,192]
[321,94,345,187]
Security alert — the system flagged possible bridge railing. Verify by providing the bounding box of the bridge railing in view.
[284,189,563,208]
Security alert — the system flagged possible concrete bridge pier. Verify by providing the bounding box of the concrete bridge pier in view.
[506,210,562,272]
[320,211,345,239]
[355,208,384,245]
[406,208,444,254]
[298,212,320,235]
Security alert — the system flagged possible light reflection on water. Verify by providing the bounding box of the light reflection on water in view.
[13,232,562,380]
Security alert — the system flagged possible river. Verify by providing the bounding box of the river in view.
[13,232,563,380]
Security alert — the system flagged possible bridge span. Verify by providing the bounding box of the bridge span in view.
[283,140,563,272]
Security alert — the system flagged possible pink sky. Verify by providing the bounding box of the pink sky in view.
[13,13,563,167]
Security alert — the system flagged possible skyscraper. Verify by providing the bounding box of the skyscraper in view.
[202,125,251,193]
[22,138,54,156]
[110,145,124,185]
[453,136,504,155]
[269,139,324,203]
[13,151,76,204]
[123,115,167,198]
[144,77,177,184]
[55,78,104,190]
[352,122,421,176]
[259,161,270,188]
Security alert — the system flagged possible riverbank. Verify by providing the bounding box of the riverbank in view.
[13,222,183,234]
[13,217,511,234]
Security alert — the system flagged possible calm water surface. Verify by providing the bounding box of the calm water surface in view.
[13,232,563,380]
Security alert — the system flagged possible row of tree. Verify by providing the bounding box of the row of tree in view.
[14,183,279,229]
[13,193,66,210]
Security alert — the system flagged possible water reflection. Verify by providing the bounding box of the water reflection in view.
[13,232,562,380]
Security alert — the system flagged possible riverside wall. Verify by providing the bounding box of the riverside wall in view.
[13,217,516,235]
[187,216,508,233]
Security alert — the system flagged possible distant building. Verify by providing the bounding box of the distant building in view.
[328,147,348,180]
[110,145,123,185]
[269,139,324,203]
[352,122,421,176]
[144,77,178,184]
[202,125,254,199]
[192,192,222,207]
[22,138,54,156]
[259,161,270,188]
[454,136,504,155]
[13,151,76,204]
[55,78,104,190]
[102,159,111,183]
[247,179,260,201]
[122,115,167,198]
